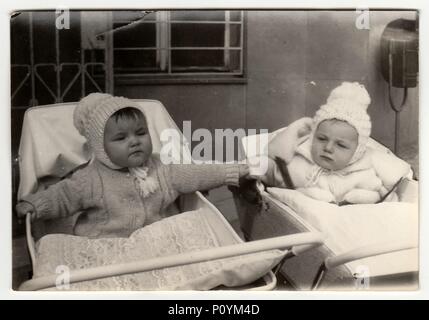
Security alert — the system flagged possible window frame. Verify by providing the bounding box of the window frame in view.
[112,10,247,85]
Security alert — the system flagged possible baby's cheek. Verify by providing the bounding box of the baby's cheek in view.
[339,150,354,164]
[310,144,319,159]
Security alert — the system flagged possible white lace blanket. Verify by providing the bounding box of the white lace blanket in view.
[34,209,285,290]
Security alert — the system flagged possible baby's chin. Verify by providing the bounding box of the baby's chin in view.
[314,157,340,171]
[127,156,149,168]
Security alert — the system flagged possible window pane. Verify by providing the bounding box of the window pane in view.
[111,10,245,77]
[170,11,225,21]
[114,50,159,72]
[171,50,225,71]
[171,23,225,47]
[113,22,156,48]
[230,24,241,47]
[228,50,242,72]
[229,11,242,22]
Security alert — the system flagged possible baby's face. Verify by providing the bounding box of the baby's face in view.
[104,115,152,168]
[311,119,358,171]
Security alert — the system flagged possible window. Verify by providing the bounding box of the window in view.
[111,10,245,80]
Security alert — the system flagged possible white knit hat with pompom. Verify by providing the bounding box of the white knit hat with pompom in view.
[73,92,141,169]
[313,82,372,164]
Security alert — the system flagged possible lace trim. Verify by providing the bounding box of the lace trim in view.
[34,209,285,290]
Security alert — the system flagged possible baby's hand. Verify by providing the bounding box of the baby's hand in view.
[244,156,270,179]
[238,163,250,178]
[15,201,36,220]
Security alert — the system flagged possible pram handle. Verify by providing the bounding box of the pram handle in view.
[324,240,417,270]
[25,213,37,269]
[19,231,324,291]
[312,240,417,289]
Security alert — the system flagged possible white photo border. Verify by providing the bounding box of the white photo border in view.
[1,0,428,300]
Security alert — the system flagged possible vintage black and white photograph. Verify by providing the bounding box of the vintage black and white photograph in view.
[10,9,419,292]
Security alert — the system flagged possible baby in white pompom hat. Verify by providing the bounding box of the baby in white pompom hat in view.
[265,82,399,204]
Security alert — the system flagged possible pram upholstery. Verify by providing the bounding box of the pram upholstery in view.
[231,129,419,290]
[17,100,324,291]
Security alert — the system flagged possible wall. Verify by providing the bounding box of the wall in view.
[116,85,247,162]
[116,10,419,161]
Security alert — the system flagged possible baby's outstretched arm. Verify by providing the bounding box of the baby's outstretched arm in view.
[166,162,248,195]
[17,167,92,221]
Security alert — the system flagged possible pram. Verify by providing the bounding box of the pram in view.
[230,128,419,290]
[15,100,324,291]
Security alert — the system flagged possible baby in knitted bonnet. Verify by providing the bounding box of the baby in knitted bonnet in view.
[264,82,398,205]
[16,93,249,238]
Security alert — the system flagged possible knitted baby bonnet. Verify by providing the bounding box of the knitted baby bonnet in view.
[312,82,372,164]
[73,92,141,169]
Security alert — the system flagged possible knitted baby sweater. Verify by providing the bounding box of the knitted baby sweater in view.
[23,154,242,238]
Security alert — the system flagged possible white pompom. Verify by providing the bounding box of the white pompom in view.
[327,82,371,110]
[73,92,112,136]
